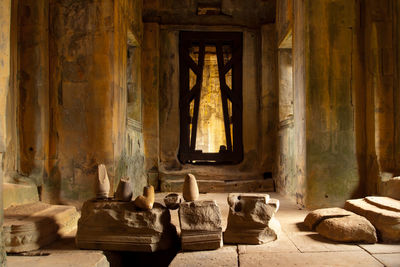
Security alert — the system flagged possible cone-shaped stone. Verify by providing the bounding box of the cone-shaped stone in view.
[183,174,199,201]
[96,164,110,199]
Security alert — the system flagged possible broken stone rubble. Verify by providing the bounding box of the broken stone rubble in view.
[304,196,400,244]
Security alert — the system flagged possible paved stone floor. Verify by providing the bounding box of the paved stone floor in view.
[6,192,400,267]
[166,193,400,267]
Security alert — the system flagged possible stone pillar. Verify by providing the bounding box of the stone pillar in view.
[364,0,398,194]
[47,0,120,204]
[0,0,11,264]
[17,0,49,185]
[292,0,306,207]
[304,0,362,208]
[142,23,160,175]
[260,24,278,176]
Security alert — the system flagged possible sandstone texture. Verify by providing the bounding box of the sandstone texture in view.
[182,174,199,201]
[224,193,281,245]
[380,177,400,200]
[76,200,178,252]
[4,202,79,253]
[304,207,354,230]
[316,214,377,243]
[179,200,223,251]
[345,197,400,243]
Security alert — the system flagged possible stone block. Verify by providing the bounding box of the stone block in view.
[304,207,354,230]
[345,197,400,243]
[316,214,377,243]
[179,200,223,251]
[379,177,400,200]
[4,202,79,253]
[224,193,281,245]
[76,200,178,252]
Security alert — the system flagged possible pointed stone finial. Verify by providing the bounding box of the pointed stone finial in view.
[183,173,199,202]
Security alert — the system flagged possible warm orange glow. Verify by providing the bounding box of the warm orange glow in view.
[189,45,232,153]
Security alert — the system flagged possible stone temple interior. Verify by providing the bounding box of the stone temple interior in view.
[0,0,400,266]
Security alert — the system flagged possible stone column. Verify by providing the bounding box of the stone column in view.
[0,0,11,264]
[17,0,49,185]
[47,0,119,204]
[260,24,278,175]
[142,23,160,177]
[364,0,397,194]
[304,0,361,208]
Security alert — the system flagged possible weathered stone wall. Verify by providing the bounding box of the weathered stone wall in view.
[364,0,400,195]
[142,22,160,179]
[0,0,11,263]
[143,0,275,28]
[112,0,145,199]
[17,0,49,184]
[304,0,363,208]
[43,0,144,205]
[261,24,278,177]
[277,0,400,208]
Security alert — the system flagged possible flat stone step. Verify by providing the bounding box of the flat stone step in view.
[161,178,274,193]
[4,202,80,253]
[7,251,109,267]
[3,182,39,209]
[344,198,400,243]
[365,196,400,212]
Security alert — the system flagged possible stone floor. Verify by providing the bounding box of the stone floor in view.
[6,192,400,267]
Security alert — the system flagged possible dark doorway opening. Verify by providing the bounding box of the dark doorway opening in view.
[178,31,243,164]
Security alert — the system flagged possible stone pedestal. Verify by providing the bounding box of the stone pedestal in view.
[179,200,223,251]
[4,202,79,253]
[224,193,281,245]
[76,200,178,252]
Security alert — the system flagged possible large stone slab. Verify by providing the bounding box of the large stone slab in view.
[7,251,109,267]
[179,200,223,251]
[304,207,353,230]
[169,246,238,267]
[316,214,377,243]
[345,198,400,243]
[304,207,378,243]
[365,196,400,212]
[239,251,383,267]
[224,193,281,245]
[4,202,79,253]
[76,200,178,252]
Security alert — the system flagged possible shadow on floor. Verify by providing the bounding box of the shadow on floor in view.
[104,246,180,267]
